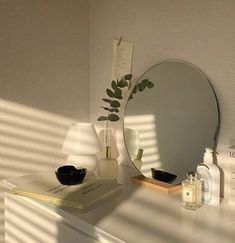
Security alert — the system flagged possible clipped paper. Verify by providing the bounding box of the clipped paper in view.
[111,39,134,81]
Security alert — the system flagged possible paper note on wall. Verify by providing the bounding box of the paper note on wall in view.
[111,39,134,81]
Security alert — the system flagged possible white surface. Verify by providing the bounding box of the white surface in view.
[5,193,99,243]
[4,166,235,243]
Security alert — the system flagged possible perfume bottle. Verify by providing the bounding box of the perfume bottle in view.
[98,146,118,179]
[133,149,143,170]
[181,172,202,210]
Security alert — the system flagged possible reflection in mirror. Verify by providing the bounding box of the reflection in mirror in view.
[124,60,219,184]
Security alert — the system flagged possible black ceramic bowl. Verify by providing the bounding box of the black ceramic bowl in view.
[151,168,177,183]
[55,165,87,185]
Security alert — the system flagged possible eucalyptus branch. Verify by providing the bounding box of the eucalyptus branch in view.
[97,74,154,123]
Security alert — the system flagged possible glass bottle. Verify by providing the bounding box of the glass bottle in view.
[181,172,202,210]
[98,146,118,179]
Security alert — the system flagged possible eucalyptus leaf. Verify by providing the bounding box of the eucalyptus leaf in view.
[101,107,110,111]
[109,108,119,112]
[137,83,144,92]
[97,116,108,121]
[114,93,122,99]
[118,80,128,88]
[124,74,132,80]
[102,98,112,103]
[111,80,117,90]
[106,88,114,97]
[110,100,120,107]
[147,81,154,88]
[141,79,149,87]
[117,80,124,88]
[128,93,133,101]
[108,114,120,122]
[132,85,137,94]
[116,87,122,95]
[114,88,122,99]
[98,73,154,123]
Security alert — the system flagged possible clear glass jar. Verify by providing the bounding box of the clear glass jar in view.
[181,172,202,210]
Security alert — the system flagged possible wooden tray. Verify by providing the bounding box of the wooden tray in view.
[132,175,182,193]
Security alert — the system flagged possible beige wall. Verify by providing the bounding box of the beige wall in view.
[0,0,89,241]
[89,0,235,160]
[0,0,89,119]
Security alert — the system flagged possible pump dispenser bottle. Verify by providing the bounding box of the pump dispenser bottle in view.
[98,146,118,179]
[197,147,220,206]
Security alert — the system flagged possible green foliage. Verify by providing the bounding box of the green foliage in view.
[97,74,155,122]
[102,98,112,103]
[124,74,132,80]
[128,78,154,101]
[106,88,114,97]
[97,116,108,121]
[110,100,120,107]
[108,113,119,121]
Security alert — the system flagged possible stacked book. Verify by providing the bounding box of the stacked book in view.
[9,172,122,210]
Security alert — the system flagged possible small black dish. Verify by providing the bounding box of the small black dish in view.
[151,168,177,183]
[55,165,87,185]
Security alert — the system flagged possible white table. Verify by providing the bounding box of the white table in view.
[4,166,235,243]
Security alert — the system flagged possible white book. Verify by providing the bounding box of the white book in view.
[9,172,122,210]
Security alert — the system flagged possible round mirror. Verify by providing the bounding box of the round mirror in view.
[124,60,219,184]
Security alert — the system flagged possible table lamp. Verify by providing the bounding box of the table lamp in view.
[62,123,101,174]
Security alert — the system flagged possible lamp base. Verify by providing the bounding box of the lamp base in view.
[66,155,97,174]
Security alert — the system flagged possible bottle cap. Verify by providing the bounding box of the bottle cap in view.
[136,149,143,160]
[204,147,213,165]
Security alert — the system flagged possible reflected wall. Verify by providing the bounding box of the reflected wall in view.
[124,61,219,183]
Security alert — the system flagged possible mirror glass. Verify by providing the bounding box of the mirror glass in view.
[124,60,219,184]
